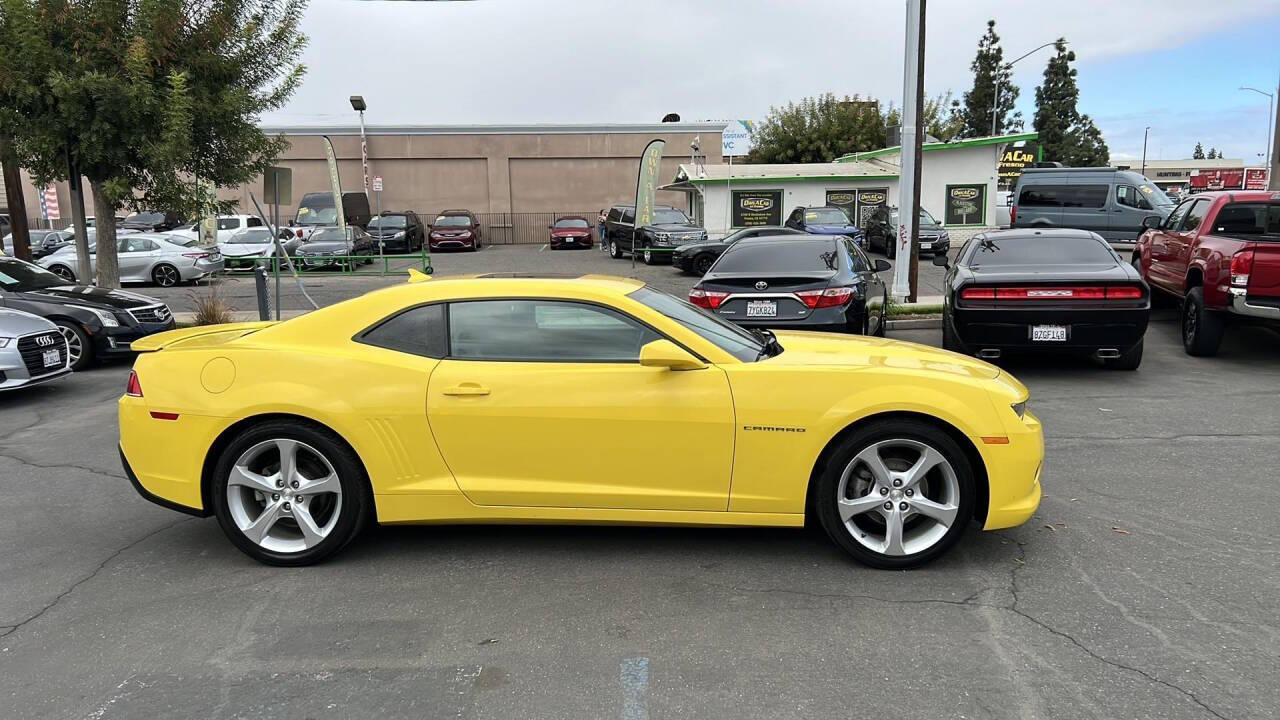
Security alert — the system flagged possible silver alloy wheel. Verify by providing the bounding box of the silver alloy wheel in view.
[57,326,83,366]
[226,439,343,554]
[51,265,74,281]
[835,438,960,556]
[152,264,179,287]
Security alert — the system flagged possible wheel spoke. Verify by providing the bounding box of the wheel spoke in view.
[292,502,326,547]
[910,496,958,527]
[244,500,285,544]
[275,439,299,485]
[838,492,887,522]
[903,447,946,488]
[881,508,906,555]
[228,464,277,494]
[854,446,892,485]
[299,472,339,496]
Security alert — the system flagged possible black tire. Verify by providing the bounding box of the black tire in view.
[211,420,370,566]
[608,239,623,259]
[642,246,658,265]
[49,264,76,282]
[151,263,181,287]
[874,297,888,337]
[693,254,716,275]
[941,316,964,353]
[1182,287,1224,357]
[814,418,975,569]
[54,320,93,371]
[1105,338,1143,370]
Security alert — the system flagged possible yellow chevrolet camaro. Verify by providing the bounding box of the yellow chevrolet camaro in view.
[119,273,1042,568]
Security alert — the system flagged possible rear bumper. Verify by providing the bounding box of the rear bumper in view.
[951,305,1149,352]
[1229,290,1280,321]
[119,446,209,517]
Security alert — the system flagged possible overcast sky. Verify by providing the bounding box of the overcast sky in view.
[263,0,1280,164]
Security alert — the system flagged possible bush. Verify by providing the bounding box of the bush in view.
[187,284,234,325]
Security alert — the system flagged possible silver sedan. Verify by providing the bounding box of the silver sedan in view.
[0,308,71,391]
[38,233,224,287]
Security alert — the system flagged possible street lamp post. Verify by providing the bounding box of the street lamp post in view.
[1239,85,1274,186]
[991,41,1064,137]
[1141,127,1150,177]
[350,95,370,197]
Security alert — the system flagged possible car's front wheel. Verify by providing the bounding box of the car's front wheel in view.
[151,263,180,287]
[48,264,75,282]
[693,254,716,275]
[211,421,369,566]
[815,419,974,569]
[642,246,658,265]
[54,320,92,371]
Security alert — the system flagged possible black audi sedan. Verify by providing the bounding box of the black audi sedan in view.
[0,256,174,370]
[672,225,807,275]
[690,235,891,336]
[936,228,1149,369]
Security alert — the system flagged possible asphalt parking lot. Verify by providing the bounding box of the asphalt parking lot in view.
[151,243,952,315]
[1,303,1277,719]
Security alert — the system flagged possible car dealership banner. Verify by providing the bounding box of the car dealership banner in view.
[944,184,986,225]
[1245,168,1269,190]
[1189,168,1245,191]
[634,139,666,229]
[732,190,782,227]
[997,141,1039,187]
[321,135,347,234]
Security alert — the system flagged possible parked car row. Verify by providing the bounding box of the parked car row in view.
[37,233,223,287]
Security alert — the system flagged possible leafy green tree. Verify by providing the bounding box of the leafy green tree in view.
[1033,40,1109,167]
[1192,143,1205,159]
[1207,147,1218,159]
[956,20,1021,138]
[746,93,888,164]
[0,0,307,287]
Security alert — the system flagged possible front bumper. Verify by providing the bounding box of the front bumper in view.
[94,320,177,356]
[0,343,71,391]
[980,407,1044,530]
[951,305,1149,353]
[550,235,592,249]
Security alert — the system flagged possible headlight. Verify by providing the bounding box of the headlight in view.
[0,337,10,348]
[1011,401,1027,419]
[70,305,119,328]
[392,231,405,239]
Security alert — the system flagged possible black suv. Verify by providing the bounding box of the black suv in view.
[603,205,707,265]
[367,211,425,253]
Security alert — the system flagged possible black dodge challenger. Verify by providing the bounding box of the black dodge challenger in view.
[936,228,1150,369]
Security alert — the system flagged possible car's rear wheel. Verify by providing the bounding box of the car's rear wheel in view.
[816,419,974,569]
[54,320,92,371]
[693,254,715,275]
[151,263,180,287]
[211,421,369,566]
[1182,287,1224,357]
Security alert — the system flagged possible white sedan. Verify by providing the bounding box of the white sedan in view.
[38,233,224,287]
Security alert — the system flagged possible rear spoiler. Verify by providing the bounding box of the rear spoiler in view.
[130,321,275,352]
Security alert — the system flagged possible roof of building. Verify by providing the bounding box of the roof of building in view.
[834,132,1039,162]
[1126,158,1247,169]
[260,122,730,136]
[664,159,900,188]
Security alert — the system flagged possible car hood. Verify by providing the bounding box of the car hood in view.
[296,240,350,253]
[0,308,56,335]
[219,243,274,256]
[767,331,1002,380]
[674,240,727,254]
[15,285,161,310]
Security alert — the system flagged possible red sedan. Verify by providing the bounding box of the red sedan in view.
[548,216,594,250]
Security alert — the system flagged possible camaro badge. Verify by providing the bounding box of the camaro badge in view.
[743,425,806,433]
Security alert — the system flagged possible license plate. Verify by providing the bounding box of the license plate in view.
[920,242,932,249]
[746,300,777,317]
[42,349,61,367]
[1031,325,1067,342]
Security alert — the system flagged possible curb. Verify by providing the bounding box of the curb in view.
[886,316,941,330]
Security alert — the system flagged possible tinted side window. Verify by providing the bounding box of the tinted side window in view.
[448,300,660,362]
[246,217,263,227]
[607,208,623,223]
[1066,185,1108,208]
[1018,185,1066,207]
[622,209,635,224]
[844,238,869,272]
[360,303,447,358]
[1163,200,1193,230]
[1180,199,1210,232]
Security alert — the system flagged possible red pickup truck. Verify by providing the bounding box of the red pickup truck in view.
[1132,190,1280,356]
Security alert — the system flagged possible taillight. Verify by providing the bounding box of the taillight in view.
[1010,205,1017,225]
[183,252,210,259]
[960,286,1142,301]
[796,286,855,308]
[689,288,728,309]
[296,229,304,238]
[125,370,143,397]
[1230,250,1254,286]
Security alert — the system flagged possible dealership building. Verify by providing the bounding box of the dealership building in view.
[664,133,1034,239]
[1119,158,1269,196]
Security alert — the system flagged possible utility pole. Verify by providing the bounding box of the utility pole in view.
[1240,84,1274,187]
[991,41,1064,137]
[1141,127,1150,177]
[1271,70,1280,190]
[892,0,925,301]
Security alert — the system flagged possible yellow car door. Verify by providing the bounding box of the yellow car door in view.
[426,298,735,511]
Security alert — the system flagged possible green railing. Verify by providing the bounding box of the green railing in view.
[219,250,434,277]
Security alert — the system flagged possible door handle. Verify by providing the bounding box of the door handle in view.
[442,384,490,397]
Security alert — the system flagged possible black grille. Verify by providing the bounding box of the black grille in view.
[128,304,172,324]
[16,332,68,376]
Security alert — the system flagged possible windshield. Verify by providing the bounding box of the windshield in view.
[655,208,690,225]
[369,215,408,230]
[805,208,851,225]
[310,228,352,243]
[296,206,338,226]
[715,240,840,273]
[554,218,590,229]
[629,286,764,363]
[968,235,1118,266]
[228,228,274,244]
[0,257,72,291]
[1139,183,1174,207]
[435,215,473,227]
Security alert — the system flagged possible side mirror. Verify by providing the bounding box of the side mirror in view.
[639,339,706,371]
[932,254,950,268]
[873,258,892,273]
[1141,215,1162,230]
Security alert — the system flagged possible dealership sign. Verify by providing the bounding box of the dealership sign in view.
[722,120,754,157]
[945,184,986,225]
[997,142,1039,184]
[1245,168,1268,190]
[732,190,782,227]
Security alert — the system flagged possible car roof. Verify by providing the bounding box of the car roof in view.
[973,227,1105,241]
[439,209,474,215]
